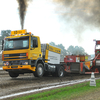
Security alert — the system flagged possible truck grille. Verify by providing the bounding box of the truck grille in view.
[4,53,27,60]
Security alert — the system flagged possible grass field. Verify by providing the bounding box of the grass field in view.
[14,79,100,100]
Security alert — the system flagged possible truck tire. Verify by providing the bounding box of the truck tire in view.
[9,72,19,78]
[34,63,44,77]
[52,66,65,77]
[57,66,65,77]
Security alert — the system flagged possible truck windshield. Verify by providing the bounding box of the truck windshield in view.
[96,45,100,49]
[4,36,29,50]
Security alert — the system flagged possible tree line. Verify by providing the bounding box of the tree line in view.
[49,42,87,61]
[0,30,87,56]
[0,30,11,44]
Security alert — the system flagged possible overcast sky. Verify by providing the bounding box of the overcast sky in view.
[0,0,100,55]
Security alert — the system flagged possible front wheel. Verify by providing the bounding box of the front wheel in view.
[9,72,19,78]
[33,63,44,77]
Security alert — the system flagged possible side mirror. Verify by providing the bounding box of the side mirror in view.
[33,40,38,48]
[2,40,4,50]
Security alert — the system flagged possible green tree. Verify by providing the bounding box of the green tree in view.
[0,30,11,51]
[49,42,88,61]
[49,42,56,46]
[67,45,75,55]
[67,45,87,55]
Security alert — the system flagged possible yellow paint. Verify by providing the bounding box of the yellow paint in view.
[2,49,30,61]
[46,44,61,54]
[80,56,85,61]
[3,65,36,71]
[11,29,27,35]
[30,36,42,60]
[85,56,88,61]
[44,44,61,63]
[45,49,49,63]
[85,61,90,69]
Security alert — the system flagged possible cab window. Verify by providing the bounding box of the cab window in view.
[31,37,38,48]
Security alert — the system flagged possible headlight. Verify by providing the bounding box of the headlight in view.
[4,63,6,66]
[24,62,28,65]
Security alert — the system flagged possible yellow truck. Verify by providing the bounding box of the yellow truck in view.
[2,29,65,78]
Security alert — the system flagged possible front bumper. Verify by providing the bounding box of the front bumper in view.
[3,65,36,72]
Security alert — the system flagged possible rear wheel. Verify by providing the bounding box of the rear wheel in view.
[34,63,44,77]
[52,66,65,77]
[57,66,65,77]
[9,72,19,78]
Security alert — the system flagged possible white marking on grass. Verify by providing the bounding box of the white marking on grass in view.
[0,77,100,99]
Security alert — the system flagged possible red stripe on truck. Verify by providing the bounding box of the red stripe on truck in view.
[80,62,83,72]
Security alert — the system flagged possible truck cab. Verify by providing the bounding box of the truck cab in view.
[2,30,44,77]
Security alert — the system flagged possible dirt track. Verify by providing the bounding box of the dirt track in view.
[0,70,100,99]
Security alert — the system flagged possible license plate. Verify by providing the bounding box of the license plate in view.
[11,66,18,68]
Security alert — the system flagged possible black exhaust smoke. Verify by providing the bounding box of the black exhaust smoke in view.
[53,0,100,28]
[17,0,31,29]
[52,0,100,42]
